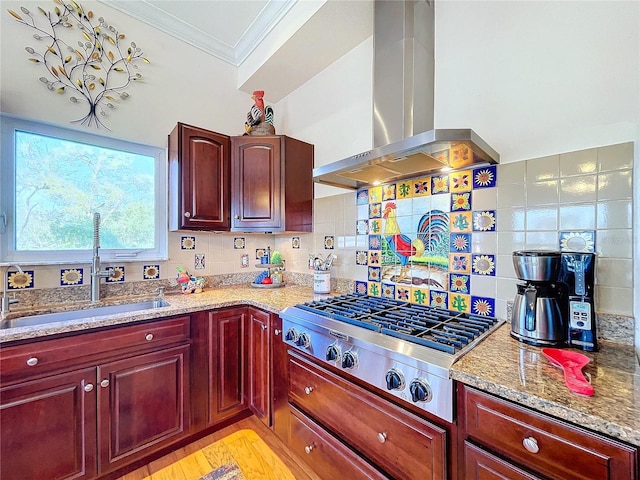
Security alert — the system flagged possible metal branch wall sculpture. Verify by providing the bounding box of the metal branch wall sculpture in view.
[7,0,150,129]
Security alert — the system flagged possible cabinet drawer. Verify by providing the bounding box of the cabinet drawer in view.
[462,386,637,480]
[1,316,190,382]
[289,406,388,480]
[464,441,542,480]
[288,352,447,480]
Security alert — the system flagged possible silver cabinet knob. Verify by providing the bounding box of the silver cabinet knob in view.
[377,432,387,443]
[261,324,267,330]
[84,383,94,392]
[234,214,240,219]
[145,333,154,341]
[523,436,539,453]
[304,386,313,395]
[274,329,281,336]
[26,357,38,367]
[184,211,191,218]
[304,445,314,454]
[100,379,110,388]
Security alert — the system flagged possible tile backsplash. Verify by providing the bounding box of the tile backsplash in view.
[3,142,634,325]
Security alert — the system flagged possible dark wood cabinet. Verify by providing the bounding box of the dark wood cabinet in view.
[207,308,248,425]
[231,135,313,232]
[0,367,97,480]
[97,345,190,474]
[169,123,231,231]
[458,385,638,480]
[0,316,191,480]
[248,307,271,426]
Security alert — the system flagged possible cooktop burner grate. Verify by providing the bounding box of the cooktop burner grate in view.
[297,294,499,354]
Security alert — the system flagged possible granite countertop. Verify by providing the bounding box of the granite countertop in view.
[3,287,639,449]
[0,284,320,343]
[451,323,640,447]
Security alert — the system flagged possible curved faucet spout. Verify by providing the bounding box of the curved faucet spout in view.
[2,264,24,315]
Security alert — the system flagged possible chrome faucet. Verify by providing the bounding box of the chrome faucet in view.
[1,265,23,314]
[90,213,114,302]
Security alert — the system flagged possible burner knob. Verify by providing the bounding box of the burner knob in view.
[326,344,341,362]
[285,328,299,343]
[297,333,311,349]
[385,369,405,391]
[409,379,433,403]
[342,350,358,369]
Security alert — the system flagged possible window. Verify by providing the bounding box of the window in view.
[0,115,167,263]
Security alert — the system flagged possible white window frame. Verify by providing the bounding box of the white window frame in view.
[0,114,168,264]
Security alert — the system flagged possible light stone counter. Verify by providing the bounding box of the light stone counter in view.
[451,323,640,447]
[0,284,322,343]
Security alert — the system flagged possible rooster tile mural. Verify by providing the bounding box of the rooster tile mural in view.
[355,166,498,317]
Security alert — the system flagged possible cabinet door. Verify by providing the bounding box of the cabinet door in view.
[271,315,289,440]
[169,123,230,231]
[248,308,271,426]
[0,368,97,480]
[231,136,282,230]
[208,308,248,424]
[465,441,542,480]
[97,345,190,474]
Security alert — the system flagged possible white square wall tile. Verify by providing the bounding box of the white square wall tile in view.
[526,155,559,181]
[526,180,558,205]
[470,232,497,253]
[497,231,525,255]
[496,207,525,231]
[559,204,596,230]
[559,175,597,203]
[525,207,558,231]
[597,142,634,172]
[597,170,632,201]
[497,162,525,184]
[497,183,526,208]
[559,148,597,176]
[596,229,632,259]
[596,200,633,229]
[472,188,497,210]
[525,231,559,250]
[595,258,633,288]
[596,286,633,316]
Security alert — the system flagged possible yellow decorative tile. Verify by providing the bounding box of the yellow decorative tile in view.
[369,219,382,235]
[450,211,473,233]
[396,180,413,199]
[450,144,472,169]
[450,170,472,192]
[368,282,381,297]
[449,253,471,274]
[382,184,396,201]
[412,177,431,197]
[368,186,382,203]
[395,286,412,302]
[368,251,381,266]
[448,293,471,313]
[411,287,430,306]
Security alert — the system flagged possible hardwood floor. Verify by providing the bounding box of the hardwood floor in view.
[116,417,321,480]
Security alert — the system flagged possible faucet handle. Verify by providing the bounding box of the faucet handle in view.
[156,287,165,298]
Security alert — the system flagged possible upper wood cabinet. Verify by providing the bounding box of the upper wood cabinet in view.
[168,123,231,231]
[231,135,313,232]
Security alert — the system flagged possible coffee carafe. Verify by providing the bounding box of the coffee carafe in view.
[511,250,565,346]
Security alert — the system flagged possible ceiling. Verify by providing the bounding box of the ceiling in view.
[102,0,373,101]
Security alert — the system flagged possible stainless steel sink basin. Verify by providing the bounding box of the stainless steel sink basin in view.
[1,299,170,329]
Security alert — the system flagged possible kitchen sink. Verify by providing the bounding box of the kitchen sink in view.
[0,299,170,329]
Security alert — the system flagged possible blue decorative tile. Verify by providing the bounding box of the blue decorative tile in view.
[430,290,448,308]
[472,254,496,276]
[559,230,595,253]
[471,296,496,316]
[106,266,125,282]
[356,189,369,205]
[369,203,382,218]
[368,266,381,282]
[356,250,368,265]
[181,236,196,250]
[324,236,335,249]
[256,248,265,259]
[195,254,205,270]
[369,235,382,250]
[473,165,497,189]
[472,210,497,232]
[355,281,368,295]
[60,268,83,286]
[381,283,396,299]
[449,273,470,293]
[142,265,159,280]
[356,219,369,235]
[451,192,472,211]
[450,233,471,253]
[7,269,34,290]
[233,237,245,249]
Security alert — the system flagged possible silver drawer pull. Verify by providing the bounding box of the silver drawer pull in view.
[100,379,110,388]
[26,357,39,367]
[261,324,267,330]
[84,383,94,393]
[377,432,387,443]
[523,436,539,453]
[304,445,314,454]
[274,329,281,336]
[304,386,313,395]
[145,333,154,341]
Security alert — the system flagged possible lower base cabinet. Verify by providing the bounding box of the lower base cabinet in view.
[458,385,638,480]
[289,406,388,479]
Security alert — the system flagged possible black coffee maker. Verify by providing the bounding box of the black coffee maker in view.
[511,250,597,351]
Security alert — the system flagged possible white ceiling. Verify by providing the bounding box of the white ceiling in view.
[102,0,373,101]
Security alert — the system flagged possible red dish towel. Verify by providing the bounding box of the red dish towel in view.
[541,348,595,397]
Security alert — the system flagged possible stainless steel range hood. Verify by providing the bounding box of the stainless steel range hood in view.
[313,0,499,190]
